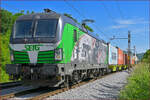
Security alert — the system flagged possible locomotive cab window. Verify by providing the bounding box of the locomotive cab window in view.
[13,19,58,38]
[35,19,58,38]
[14,20,33,38]
[74,29,77,42]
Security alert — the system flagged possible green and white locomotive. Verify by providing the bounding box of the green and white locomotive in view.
[6,11,111,87]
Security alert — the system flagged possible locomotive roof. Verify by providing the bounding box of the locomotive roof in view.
[17,12,79,28]
[17,12,61,20]
[17,12,107,44]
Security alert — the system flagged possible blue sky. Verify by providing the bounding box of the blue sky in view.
[1,0,149,53]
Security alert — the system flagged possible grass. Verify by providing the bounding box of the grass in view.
[0,67,10,83]
[119,63,150,100]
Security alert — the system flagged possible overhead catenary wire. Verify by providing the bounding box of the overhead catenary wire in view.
[64,0,104,34]
[64,0,118,46]
[100,2,131,47]
[115,0,129,32]
[115,0,134,51]
[115,0,125,20]
[100,2,121,45]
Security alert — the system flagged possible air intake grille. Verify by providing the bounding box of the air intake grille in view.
[13,50,55,64]
[13,51,30,63]
[37,50,55,63]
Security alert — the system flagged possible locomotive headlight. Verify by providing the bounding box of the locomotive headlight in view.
[10,50,14,61]
[55,48,63,61]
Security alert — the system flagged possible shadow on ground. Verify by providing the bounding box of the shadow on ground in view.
[91,80,127,99]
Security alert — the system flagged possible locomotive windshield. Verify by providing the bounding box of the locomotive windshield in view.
[15,20,33,38]
[35,19,57,37]
[14,19,58,38]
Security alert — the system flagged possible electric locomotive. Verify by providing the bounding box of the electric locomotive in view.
[6,10,109,87]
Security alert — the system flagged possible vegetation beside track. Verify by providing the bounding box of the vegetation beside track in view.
[0,9,25,83]
[119,49,150,99]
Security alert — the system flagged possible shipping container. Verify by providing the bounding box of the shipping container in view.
[132,58,135,64]
[130,53,134,64]
[123,53,126,65]
[131,55,135,64]
[124,53,135,65]
[108,44,118,65]
[124,53,128,65]
[117,48,124,65]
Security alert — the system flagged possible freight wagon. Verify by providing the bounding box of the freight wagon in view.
[117,47,127,70]
[5,10,133,87]
[123,52,135,67]
[108,43,118,72]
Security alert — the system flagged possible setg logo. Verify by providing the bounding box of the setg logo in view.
[24,44,43,51]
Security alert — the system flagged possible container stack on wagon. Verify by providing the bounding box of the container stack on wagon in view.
[131,54,135,65]
[108,43,118,72]
[123,52,135,67]
[117,47,126,70]
[107,44,135,72]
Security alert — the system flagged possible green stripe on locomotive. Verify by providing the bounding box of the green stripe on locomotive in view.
[56,23,85,63]
[12,51,29,64]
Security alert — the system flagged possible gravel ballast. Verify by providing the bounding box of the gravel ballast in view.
[46,70,130,99]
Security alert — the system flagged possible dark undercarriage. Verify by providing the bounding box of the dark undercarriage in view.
[6,63,112,87]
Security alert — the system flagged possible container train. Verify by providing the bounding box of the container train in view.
[6,11,135,87]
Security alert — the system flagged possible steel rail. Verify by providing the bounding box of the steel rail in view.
[0,81,22,89]
[27,71,120,100]
[0,87,40,100]
[0,69,132,100]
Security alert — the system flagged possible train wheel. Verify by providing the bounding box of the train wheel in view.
[101,69,105,76]
[64,75,70,89]
[99,69,102,76]
[106,68,111,74]
[72,71,80,84]
[93,69,98,79]
[116,67,119,72]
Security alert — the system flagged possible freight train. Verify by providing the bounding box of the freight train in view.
[6,11,135,87]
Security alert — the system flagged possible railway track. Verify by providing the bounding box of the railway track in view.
[0,70,127,100]
[0,81,22,89]
[1,80,92,100]
[27,72,118,100]
[0,86,43,100]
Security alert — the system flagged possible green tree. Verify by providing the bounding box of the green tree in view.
[142,49,150,63]
[0,9,24,82]
[12,12,24,24]
[26,10,30,14]
[31,11,34,14]
[20,10,24,14]
[1,9,13,34]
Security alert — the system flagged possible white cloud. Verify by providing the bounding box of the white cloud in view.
[110,18,149,29]
[111,25,127,29]
[116,19,135,25]
[116,18,149,25]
